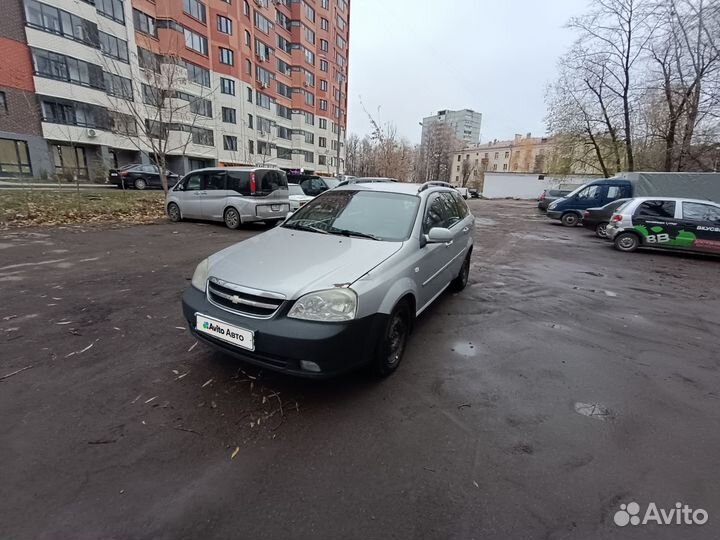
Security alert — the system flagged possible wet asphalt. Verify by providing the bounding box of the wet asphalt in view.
[1,200,719,540]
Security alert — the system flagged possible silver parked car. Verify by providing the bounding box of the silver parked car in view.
[182,181,475,378]
[166,167,290,228]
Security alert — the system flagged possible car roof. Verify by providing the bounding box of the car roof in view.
[186,166,283,174]
[334,182,455,196]
[627,196,719,205]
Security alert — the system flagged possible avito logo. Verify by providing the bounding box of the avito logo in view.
[614,501,708,527]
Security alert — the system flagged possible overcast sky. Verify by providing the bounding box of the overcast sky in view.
[346,0,588,144]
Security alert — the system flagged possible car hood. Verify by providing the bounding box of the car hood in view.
[207,227,403,299]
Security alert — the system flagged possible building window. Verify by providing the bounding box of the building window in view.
[245,30,251,46]
[320,39,328,52]
[52,144,88,179]
[190,127,214,146]
[32,49,105,91]
[336,35,346,49]
[277,81,292,98]
[254,10,272,33]
[219,47,234,65]
[303,150,314,163]
[185,28,208,55]
[104,73,133,100]
[494,152,499,159]
[256,65,273,86]
[319,99,327,111]
[320,80,328,92]
[277,104,292,120]
[220,77,235,95]
[319,136,326,148]
[25,0,101,46]
[223,135,238,151]
[245,59,252,74]
[276,146,292,160]
[504,151,509,158]
[133,9,157,37]
[304,3,315,22]
[222,107,236,124]
[277,126,291,140]
[0,139,32,176]
[503,163,508,171]
[256,92,271,109]
[96,0,125,24]
[99,32,129,63]
[304,25,315,44]
[337,15,346,31]
[243,0,249,16]
[248,140,254,154]
[181,60,211,87]
[320,59,328,72]
[183,0,207,23]
[255,39,272,60]
[320,17,328,30]
[319,118,327,129]
[217,15,232,34]
[247,114,253,129]
[247,87,253,103]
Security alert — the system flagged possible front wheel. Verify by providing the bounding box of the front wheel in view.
[134,178,147,190]
[450,252,471,291]
[614,232,640,252]
[167,202,182,222]
[372,301,411,378]
[224,207,241,230]
[595,222,609,238]
[561,212,579,227]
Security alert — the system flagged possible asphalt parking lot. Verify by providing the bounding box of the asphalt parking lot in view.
[1,199,718,540]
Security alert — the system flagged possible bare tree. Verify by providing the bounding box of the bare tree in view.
[419,122,460,182]
[102,44,214,193]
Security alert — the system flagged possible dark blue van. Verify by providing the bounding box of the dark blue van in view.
[546,172,720,227]
[546,179,632,226]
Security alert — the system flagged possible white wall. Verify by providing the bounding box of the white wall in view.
[481,173,598,199]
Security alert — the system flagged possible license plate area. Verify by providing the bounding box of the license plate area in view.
[195,314,254,351]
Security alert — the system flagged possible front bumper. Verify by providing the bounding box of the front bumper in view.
[546,210,562,220]
[182,286,387,378]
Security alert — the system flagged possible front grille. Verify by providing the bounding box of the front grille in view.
[207,278,284,318]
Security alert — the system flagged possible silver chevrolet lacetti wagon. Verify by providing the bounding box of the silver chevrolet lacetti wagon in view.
[182,181,475,378]
[166,167,290,228]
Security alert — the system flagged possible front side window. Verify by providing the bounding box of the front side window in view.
[576,185,602,200]
[635,200,676,219]
[682,202,720,222]
[184,173,202,191]
[284,191,421,242]
[423,192,462,233]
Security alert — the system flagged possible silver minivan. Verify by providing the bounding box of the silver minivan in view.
[166,167,290,228]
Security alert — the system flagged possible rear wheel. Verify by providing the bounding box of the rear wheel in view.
[167,202,181,222]
[450,252,471,291]
[372,301,411,378]
[134,178,147,190]
[561,212,579,227]
[224,207,241,230]
[614,232,640,252]
[595,222,609,238]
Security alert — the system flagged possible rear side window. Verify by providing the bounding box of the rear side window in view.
[635,200,676,218]
[683,202,720,222]
[227,171,251,195]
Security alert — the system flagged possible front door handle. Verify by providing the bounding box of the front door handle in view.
[462,227,470,233]
[445,240,454,246]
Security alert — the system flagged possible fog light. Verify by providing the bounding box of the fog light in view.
[300,360,321,373]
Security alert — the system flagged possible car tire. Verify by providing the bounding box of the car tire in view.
[372,300,412,378]
[450,251,471,292]
[167,202,182,222]
[134,178,147,190]
[561,212,579,227]
[224,207,241,230]
[595,222,609,238]
[614,232,640,252]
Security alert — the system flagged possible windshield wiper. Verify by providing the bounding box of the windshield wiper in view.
[283,223,329,234]
[328,227,381,240]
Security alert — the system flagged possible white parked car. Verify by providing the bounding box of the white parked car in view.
[288,183,314,211]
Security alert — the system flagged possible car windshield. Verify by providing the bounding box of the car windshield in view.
[565,184,590,198]
[288,185,304,196]
[283,190,420,241]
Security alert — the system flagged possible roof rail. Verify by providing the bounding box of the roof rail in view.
[418,181,453,193]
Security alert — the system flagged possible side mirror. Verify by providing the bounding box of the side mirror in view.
[425,227,453,244]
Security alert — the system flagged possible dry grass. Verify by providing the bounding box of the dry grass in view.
[0,189,167,228]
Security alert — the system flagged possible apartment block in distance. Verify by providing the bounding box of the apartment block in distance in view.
[420,108,482,147]
[0,0,350,181]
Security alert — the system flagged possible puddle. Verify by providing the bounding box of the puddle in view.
[474,218,497,227]
[451,342,478,357]
[574,402,613,421]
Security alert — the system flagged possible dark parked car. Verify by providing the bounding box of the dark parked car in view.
[108,164,179,190]
[537,189,572,211]
[581,198,630,238]
[469,189,480,199]
[298,176,341,196]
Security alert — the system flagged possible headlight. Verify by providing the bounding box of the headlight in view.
[548,201,558,210]
[191,258,209,291]
[288,288,357,322]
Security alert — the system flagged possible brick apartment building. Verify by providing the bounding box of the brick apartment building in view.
[0,0,350,181]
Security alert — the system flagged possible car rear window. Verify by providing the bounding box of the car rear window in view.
[634,200,676,218]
